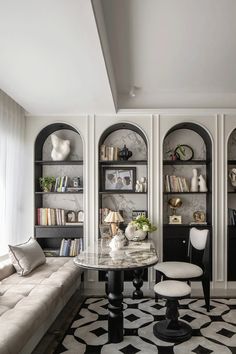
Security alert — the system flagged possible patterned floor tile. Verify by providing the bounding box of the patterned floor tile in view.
[55,297,236,354]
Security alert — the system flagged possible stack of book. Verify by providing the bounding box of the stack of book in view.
[59,238,83,256]
[164,175,190,192]
[37,208,66,225]
[100,145,120,161]
[228,208,236,225]
[99,208,111,224]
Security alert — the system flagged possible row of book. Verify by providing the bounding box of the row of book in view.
[228,208,236,225]
[99,207,111,224]
[59,238,83,256]
[37,208,66,225]
[100,145,120,161]
[164,175,190,192]
[54,176,68,192]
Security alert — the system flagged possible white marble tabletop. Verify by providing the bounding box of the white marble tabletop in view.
[74,239,158,271]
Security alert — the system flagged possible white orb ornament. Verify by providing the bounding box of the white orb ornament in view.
[51,134,70,161]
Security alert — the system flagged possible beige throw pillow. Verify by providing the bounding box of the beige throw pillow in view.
[8,238,46,276]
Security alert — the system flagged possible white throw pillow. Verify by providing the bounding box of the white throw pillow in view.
[8,238,46,276]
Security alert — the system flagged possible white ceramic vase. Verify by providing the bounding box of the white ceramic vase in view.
[198,175,208,192]
[190,168,198,192]
[125,224,147,241]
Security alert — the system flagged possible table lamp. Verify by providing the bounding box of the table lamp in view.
[104,211,124,236]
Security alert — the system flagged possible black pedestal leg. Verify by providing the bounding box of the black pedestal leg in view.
[133,268,144,299]
[105,271,108,296]
[108,270,124,343]
[155,270,162,302]
[202,275,210,312]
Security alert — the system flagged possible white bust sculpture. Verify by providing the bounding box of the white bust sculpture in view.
[51,134,70,161]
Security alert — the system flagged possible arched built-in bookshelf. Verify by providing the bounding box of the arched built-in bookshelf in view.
[162,122,212,268]
[34,123,84,257]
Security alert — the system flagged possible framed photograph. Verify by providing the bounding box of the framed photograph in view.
[77,210,84,223]
[132,210,147,220]
[99,224,112,238]
[66,210,76,223]
[102,167,136,191]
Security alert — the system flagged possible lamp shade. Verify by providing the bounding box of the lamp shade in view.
[104,211,124,223]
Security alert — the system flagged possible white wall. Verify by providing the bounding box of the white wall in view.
[25,111,236,294]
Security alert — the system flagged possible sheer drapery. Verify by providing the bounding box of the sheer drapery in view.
[0,90,25,256]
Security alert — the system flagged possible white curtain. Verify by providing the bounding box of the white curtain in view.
[0,90,25,256]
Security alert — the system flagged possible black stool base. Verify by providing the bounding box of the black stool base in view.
[153,320,192,343]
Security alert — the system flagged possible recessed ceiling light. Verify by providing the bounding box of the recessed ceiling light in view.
[129,86,141,98]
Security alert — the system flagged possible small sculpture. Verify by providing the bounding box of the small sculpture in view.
[168,198,182,224]
[51,134,70,161]
[190,169,208,192]
[119,145,132,160]
[109,230,126,251]
[229,168,236,189]
[190,168,198,192]
[135,177,147,192]
[135,180,142,192]
[199,175,208,192]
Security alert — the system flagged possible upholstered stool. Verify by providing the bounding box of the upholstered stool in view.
[153,280,192,343]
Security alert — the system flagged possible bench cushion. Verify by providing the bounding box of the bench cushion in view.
[154,280,191,298]
[154,261,203,278]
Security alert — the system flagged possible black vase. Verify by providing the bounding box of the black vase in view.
[119,145,132,160]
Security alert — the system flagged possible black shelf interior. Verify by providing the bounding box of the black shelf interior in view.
[99,160,147,165]
[35,191,83,194]
[163,191,210,195]
[228,160,236,165]
[35,160,83,165]
[35,225,83,228]
[99,191,147,194]
[163,223,211,227]
[163,160,210,165]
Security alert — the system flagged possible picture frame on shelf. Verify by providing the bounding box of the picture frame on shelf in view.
[102,167,136,191]
[132,210,147,220]
[66,210,76,223]
[77,210,84,223]
[99,224,112,238]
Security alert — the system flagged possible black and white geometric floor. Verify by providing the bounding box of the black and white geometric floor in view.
[55,297,236,354]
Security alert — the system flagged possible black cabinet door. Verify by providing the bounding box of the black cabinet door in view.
[228,226,236,280]
[163,226,189,262]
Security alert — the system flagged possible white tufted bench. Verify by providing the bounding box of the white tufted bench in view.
[0,257,83,354]
[153,280,192,343]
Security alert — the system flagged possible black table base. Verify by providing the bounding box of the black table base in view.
[107,270,124,343]
[132,268,144,299]
[153,298,192,343]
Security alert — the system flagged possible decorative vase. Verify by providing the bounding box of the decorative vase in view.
[51,134,70,161]
[119,145,132,160]
[190,168,198,192]
[125,224,147,241]
[198,175,208,192]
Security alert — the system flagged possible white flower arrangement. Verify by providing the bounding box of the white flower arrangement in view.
[130,215,157,233]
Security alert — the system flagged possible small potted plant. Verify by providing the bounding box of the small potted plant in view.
[39,176,56,192]
[125,215,157,241]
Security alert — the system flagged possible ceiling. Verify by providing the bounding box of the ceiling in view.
[0,0,236,114]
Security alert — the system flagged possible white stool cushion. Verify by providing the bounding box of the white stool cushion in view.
[154,261,203,279]
[154,280,191,298]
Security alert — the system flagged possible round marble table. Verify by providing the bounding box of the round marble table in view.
[74,240,158,343]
